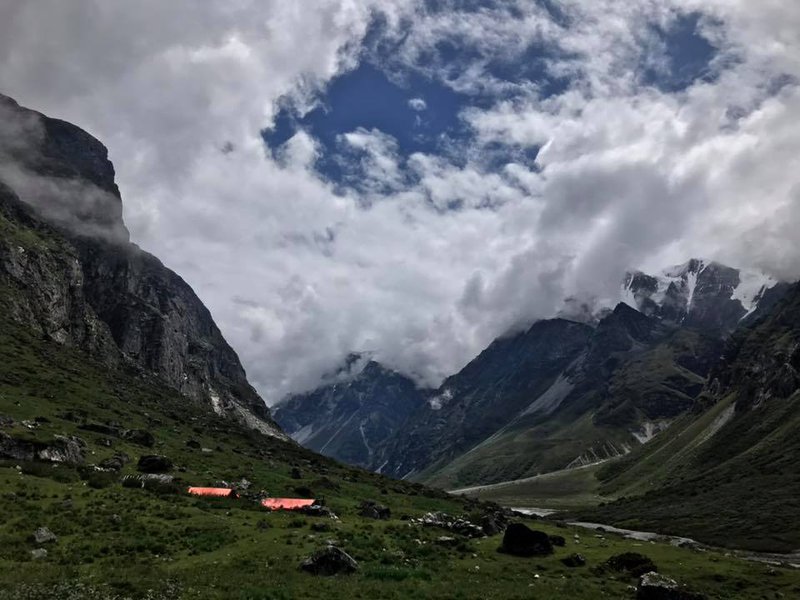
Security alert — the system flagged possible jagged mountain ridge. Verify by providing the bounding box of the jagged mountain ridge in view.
[273,355,427,467]
[621,258,785,333]
[0,93,282,437]
[375,304,723,487]
[579,282,800,551]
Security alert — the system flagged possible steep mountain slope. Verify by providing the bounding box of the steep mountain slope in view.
[273,355,427,467]
[0,93,280,436]
[415,305,722,488]
[577,282,800,551]
[371,319,594,479]
[622,258,784,333]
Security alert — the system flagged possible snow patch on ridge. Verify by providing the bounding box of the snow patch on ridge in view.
[429,388,453,410]
[733,269,777,318]
[632,420,671,444]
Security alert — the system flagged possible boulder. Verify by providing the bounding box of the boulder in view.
[498,523,553,557]
[605,553,658,577]
[637,572,707,600]
[435,536,459,547]
[122,429,155,448]
[301,504,336,518]
[549,534,566,547]
[136,455,173,473]
[359,500,391,520]
[33,527,57,544]
[98,453,129,472]
[561,553,587,568]
[0,415,14,428]
[0,432,86,464]
[300,546,358,576]
[30,548,48,560]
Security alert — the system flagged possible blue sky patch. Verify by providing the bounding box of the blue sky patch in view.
[643,12,718,92]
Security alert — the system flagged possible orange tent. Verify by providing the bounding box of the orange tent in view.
[188,487,238,498]
[261,498,315,511]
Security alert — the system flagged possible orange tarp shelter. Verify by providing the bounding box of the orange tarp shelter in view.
[261,498,315,511]
[188,487,238,498]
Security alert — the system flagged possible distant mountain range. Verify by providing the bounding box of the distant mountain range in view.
[276,257,791,489]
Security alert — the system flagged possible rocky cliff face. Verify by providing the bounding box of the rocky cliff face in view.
[621,258,783,333]
[273,354,426,468]
[0,93,281,437]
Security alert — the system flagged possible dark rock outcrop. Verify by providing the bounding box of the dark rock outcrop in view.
[358,500,391,520]
[604,553,658,577]
[0,93,283,439]
[0,432,86,464]
[498,523,554,557]
[561,553,587,567]
[136,455,173,473]
[300,546,358,576]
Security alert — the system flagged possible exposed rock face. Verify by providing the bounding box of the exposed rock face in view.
[300,546,359,576]
[622,259,783,334]
[0,93,282,438]
[0,432,86,464]
[274,355,426,467]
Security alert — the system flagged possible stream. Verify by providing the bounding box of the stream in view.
[509,507,800,569]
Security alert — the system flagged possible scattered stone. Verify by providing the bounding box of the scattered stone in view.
[359,500,391,520]
[291,467,303,479]
[30,548,48,560]
[300,546,358,576]
[414,512,485,538]
[136,454,173,473]
[201,447,213,453]
[498,523,554,557]
[605,553,658,578]
[110,514,122,525]
[637,571,707,600]
[435,536,459,547]
[549,534,566,547]
[0,414,14,428]
[301,504,336,518]
[33,527,57,544]
[122,429,155,448]
[561,553,587,568]
[97,438,113,448]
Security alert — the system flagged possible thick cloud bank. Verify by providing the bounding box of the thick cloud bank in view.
[1,1,798,401]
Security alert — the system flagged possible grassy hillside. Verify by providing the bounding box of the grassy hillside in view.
[3,316,800,598]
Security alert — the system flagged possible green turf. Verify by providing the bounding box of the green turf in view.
[1,315,799,598]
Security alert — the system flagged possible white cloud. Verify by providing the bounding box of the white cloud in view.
[1,1,799,403]
[408,97,427,111]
